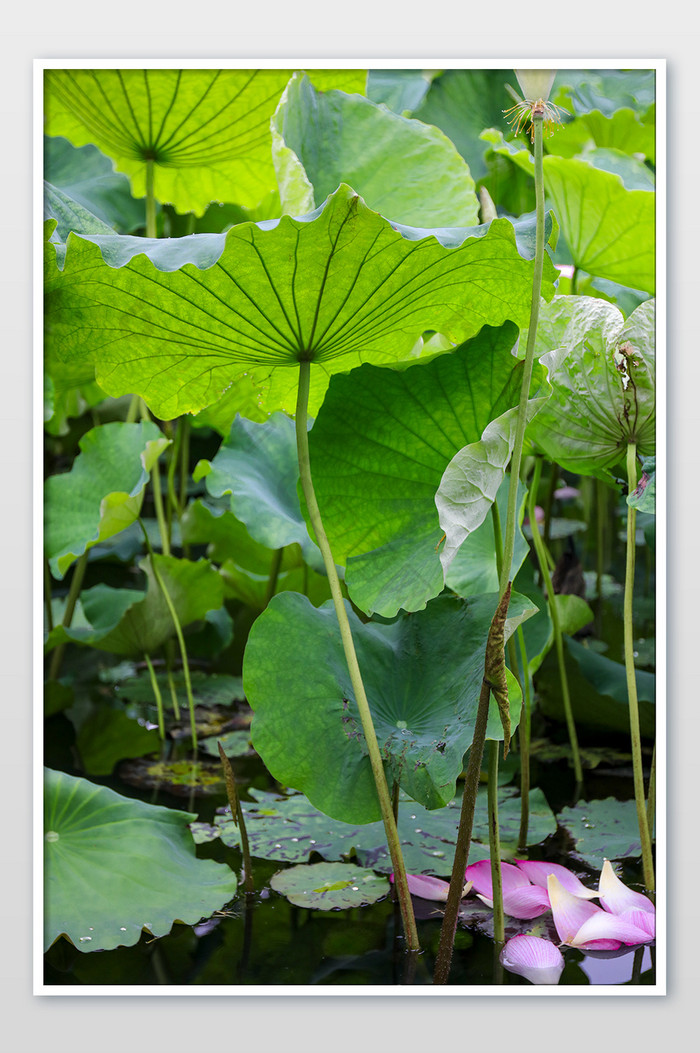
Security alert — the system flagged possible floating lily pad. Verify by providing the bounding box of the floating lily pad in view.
[199,730,254,759]
[557,798,653,868]
[270,862,389,910]
[191,786,556,877]
[44,768,238,952]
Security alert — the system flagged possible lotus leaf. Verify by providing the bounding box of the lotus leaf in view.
[44,68,367,215]
[44,768,238,952]
[272,72,479,225]
[243,591,535,823]
[44,421,170,579]
[270,862,390,910]
[46,184,556,419]
[525,296,655,478]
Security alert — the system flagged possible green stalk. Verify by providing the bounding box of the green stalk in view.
[487,740,504,944]
[48,551,89,681]
[264,547,284,607]
[433,677,491,983]
[144,652,166,739]
[294,361,419,952]
[624,443,655,890]
[44,559,54,634]
[139,521,198,749]
[145,159,157,239]
[516,627,532,853]
[498,112,546,598]
[218,740,254,893]
[434,110,547,985]
[528,458,584,786]
[647,743,656,843]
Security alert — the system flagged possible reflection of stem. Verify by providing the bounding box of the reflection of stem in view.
[294,361,419,953]
[144,652,166,739]
[48,551,89,681]
[528,458,583,786]
[624,443,655,891]
[139,521,198,749]
[487,740,504,944]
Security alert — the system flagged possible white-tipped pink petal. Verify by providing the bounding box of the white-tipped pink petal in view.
[500,935,565,985]
[619,907,655,939]
[465,860,530,899]
[570,910,654,949]
[501,885,552,919]
[547,874,603,945]
[517,860,597,899]
[598,859,655,916]
[390,873,450,902]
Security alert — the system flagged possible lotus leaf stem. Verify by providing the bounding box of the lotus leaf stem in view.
[294,360,419,952]
[47,550,89,682]
[144,652,166,739]
[139,521,198,749]
[218,740,254,893]
[516,626,533,853]
[528,457,584,786]
[624,442,655,890]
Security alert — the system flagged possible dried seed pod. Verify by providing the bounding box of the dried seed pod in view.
[483,582,512,758]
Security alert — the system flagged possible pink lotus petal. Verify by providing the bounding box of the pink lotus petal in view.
[553,486,581,500]
[598,859,655,916]
[390,873,450,902]
[547,874,603,945]
[501,885,552,919]
[517,860,597,899]
[465,860,530,899]
[500,935,565,985]
[619,907,655,939]
[571,910,654,949]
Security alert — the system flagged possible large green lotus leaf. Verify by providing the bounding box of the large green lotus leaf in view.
[192,785,555,876]
[553,70,656,121]
[47,185,556,420]
[44,68,367,216]
[525,296,655,478]
[480,130,654,292]
[546,110,655,165]
[543,155,655,291]
[45,181,115,249]
[243,591,534,823]
[435,345,563,577]
[75,706,159,776]
[59,555,225,656]
[44,768,238,952]
[565,636,655,705]
[272,73,479,225]
[44,421,170,579]
[411,68,516,182]
[44,135,146,234]
[201,412,320,565]
[445,476,529,598]
[308,322,544,617]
